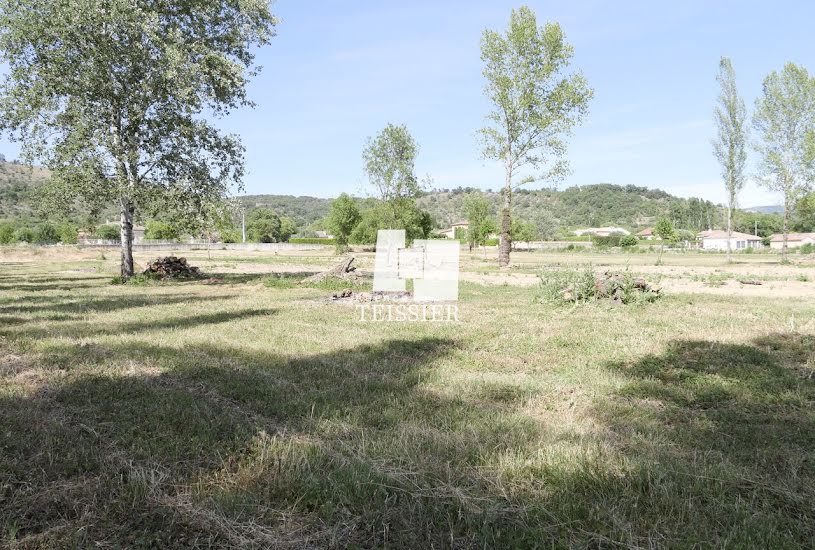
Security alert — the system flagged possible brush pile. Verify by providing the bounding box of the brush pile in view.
[143,256,202,279]
[540,267,661,305]
[301,256,366,285]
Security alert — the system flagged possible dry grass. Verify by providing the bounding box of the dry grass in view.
[1,247,814,548]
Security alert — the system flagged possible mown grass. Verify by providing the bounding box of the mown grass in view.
[1,251,814,548]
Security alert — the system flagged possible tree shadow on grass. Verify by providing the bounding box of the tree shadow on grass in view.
[593,333,815,547]
[3,330,814,548]
[0,337,485,547]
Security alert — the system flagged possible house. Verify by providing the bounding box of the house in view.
[769,233,815,250]
[574,227,631,237]
[697,230,762,251]
[314,230,334,239]
[439,220,470,239]
[635,228,654,240]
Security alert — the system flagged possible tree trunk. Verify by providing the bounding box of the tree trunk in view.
[120,198,135,279]
[726,202,733,263]
[782,192,790,263]
[499,156,512,267]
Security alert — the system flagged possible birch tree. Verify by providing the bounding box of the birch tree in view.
[0,0,277,278]
[753,63,815,261]
[479,6,592,267]
[712,57,747,262]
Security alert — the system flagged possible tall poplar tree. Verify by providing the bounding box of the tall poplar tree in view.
[712,57,747,262]
[479,6,592,266]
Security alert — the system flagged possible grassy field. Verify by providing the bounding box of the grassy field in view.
[1,246,814,548]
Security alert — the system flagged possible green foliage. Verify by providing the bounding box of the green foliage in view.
[279,217,297,243]
[220,229,241,243]
[289,238,336,245]
[794,193,815,232]
[35,222,59,244]
[13,226,34,243]
[713,57,748,242]
[538,266,660,305]
[363,124,421,211]
[511,219,538,243]
[620,235,638,248]
[654,217,675,241]
[349,201,432,245]
[58,223,78,244]
[0,0,278,275]
[462,194,494,248]
[246,208,282,243]
[95,224,120,241]
[0,222,14,244]
[800,243,814,254]
[144,221,180,241]
[326,193,360,250]
[753,62,815,259]
[591,234,623,248]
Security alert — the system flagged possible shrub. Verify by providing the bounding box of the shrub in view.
[95,224,120,241]
[144,221,180,241]
[35,222,60,243]
[58,223,78,244]
[591,234,622,248]
[220,229,241,243]
[13,227,35,243]
[800,243,814,254]
[0,223,14,244]
[620,235,638,248]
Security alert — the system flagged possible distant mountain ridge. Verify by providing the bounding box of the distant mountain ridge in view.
[744,205,783,215]
[1,159,730,233]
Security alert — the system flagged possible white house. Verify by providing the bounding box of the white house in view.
[698,230,762,251]
[573,226,631,237]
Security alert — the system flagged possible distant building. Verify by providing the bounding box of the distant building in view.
[635,228,654,240]
[769,233,815,250]
[574,227,631,237]
[697,230,762,251]
[440,220,470,239]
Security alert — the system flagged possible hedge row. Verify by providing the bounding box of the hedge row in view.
[288,237,336,245]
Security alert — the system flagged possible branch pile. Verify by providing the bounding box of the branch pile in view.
[301,256,366,285]
[143,256,202,279]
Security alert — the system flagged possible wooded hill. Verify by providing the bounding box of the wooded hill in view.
[0,159,763,235]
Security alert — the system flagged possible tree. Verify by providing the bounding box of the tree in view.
[712,57,748,263]
[479,6,592,267]
[0,222,14,244]
[752,63,815,261]
[793,192,815,232]
[0,0,277,278]
[144,221,180,241]
[463,194,493,251]
[362,123,421,229]
[246,208,282,243]
[279,217,297,243]
[327,193,360,252]
[511,218,537,249]
[654,217,674,264]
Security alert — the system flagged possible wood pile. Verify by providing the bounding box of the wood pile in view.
[562,271,661,304]
[143,256,202,279]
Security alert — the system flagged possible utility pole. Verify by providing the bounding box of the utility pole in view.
[241,209,246,243]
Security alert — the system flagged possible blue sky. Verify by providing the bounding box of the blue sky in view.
[3,1,814,206]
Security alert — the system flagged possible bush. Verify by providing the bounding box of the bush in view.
[35,222,60,244]
[289,238,336,245]
[220,229,241,243]
[620,235,638,248]
[0,223,14,244]
[591,234,623,248]
[58,223,78,244]
[800,243,814,254]
[538,265,660,305]
[144,221,180,241]
[14,227,35,243]
[96,224,120,241]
